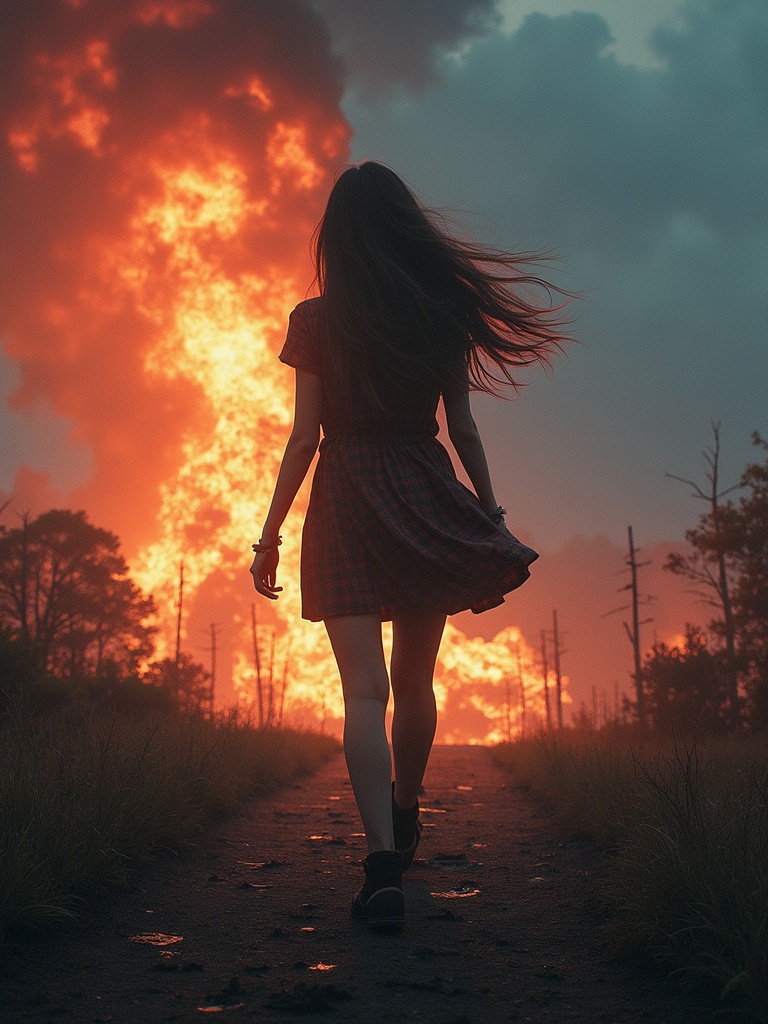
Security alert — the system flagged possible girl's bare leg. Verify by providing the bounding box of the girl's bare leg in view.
[390,609,447,809]
[324,614,394,854]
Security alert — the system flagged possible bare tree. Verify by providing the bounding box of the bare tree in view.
[665,422,742,729]
[251,604,265,726]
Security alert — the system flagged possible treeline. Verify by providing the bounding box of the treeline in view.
[638,430,767,733]
[0,508,212,716]
[0,508,340,937]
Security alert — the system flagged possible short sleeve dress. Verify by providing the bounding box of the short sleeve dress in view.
[279,297,539,622]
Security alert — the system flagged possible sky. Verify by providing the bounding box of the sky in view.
[3,0,766,551]
[1,0,766,726]
[329,0,768,551]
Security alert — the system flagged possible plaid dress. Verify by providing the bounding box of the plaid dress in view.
[279,298,538,622]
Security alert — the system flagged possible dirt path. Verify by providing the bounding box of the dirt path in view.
[1,745,724,1023]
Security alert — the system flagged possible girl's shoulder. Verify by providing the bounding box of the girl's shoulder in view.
[291,296,323,323]
[281,297,323,375]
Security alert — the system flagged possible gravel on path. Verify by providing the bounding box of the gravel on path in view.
[1,744,724,1023]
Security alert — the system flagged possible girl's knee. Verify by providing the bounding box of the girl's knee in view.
[341,670,390,706]
[391,665,438,702]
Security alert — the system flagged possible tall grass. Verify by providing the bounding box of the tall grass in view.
[493,730,768,1020]
[0,704,338,936]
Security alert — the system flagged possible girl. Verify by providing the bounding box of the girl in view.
[250,162,570,931]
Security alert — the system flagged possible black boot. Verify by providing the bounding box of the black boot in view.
[392,782,422,871]
[350,850,404,931]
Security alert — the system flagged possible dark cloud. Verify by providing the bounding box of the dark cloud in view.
[344,0,768,548]
[309,0,500,97]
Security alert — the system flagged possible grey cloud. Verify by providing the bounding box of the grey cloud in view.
[344,0,768,548]
[309,0,500,98]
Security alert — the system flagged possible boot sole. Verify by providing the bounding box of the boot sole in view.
[369,916,404,932]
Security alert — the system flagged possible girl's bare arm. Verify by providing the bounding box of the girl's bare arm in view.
[250,368,321,599]
[442,377,500,516]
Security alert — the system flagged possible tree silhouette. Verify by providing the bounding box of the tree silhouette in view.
[0,509,156,679]
[665,423,742,729]
[142,653,212,715]
[726,434,768,730]
[642,625,729,732]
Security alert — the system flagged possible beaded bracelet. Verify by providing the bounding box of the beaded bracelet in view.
[487,506,507,524]
[252,535,282,553]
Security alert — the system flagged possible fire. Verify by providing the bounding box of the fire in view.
[1,0,567,742]
[123,149,306,615]
[267,123,325,192]
[438,624,562,742]
[8,38,116,171]
[223,78,273,112]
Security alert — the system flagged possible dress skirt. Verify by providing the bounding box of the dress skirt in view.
[299,432,538,622]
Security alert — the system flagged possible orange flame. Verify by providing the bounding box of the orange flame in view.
[8,38,116,171]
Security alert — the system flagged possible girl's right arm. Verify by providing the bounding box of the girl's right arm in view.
[250,367,321,599]
[443,376,501,517]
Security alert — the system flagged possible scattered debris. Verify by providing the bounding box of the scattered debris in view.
[430,888,481,899]
[128,933,184,946]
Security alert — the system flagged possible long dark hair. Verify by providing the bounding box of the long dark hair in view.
[313,161,572,410]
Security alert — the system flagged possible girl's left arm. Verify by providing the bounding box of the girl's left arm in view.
[250,368,321,599]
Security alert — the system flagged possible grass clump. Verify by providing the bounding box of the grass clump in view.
[0,705,338,936]
[493,730,768,1020]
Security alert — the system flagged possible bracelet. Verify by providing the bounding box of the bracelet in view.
[252,535,282,553]
[487,506,506,524]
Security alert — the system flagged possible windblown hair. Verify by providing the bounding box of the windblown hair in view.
[313,161,572,411]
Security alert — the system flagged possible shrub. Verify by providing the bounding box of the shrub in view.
[0,704,338,935]
[493,730,768,1019]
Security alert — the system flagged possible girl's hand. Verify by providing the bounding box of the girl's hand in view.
[249,548,283,600]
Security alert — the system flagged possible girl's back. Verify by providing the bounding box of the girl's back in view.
[281,297,442,439]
